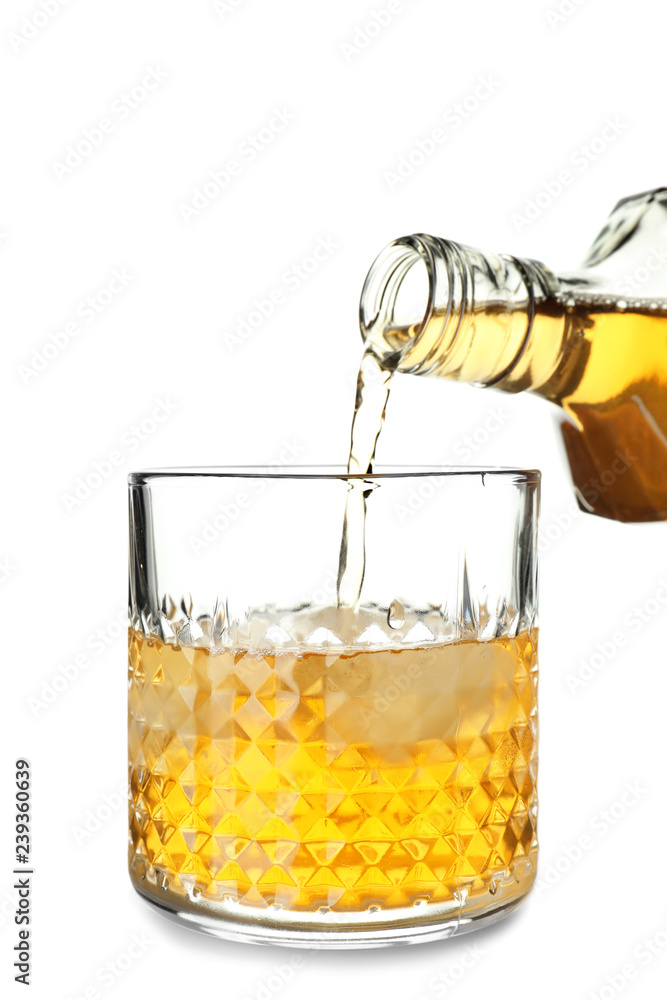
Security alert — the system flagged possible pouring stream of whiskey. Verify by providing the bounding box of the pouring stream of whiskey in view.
[336,351,393,607]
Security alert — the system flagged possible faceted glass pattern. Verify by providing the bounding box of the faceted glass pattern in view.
[128,628,538,917]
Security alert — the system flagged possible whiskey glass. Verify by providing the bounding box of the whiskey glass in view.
[128,466,539,947]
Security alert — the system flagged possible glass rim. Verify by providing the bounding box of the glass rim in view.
[128,465,541,486]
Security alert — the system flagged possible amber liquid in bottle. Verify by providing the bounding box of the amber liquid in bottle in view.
[538,295,667,522]
[377,291,667,524]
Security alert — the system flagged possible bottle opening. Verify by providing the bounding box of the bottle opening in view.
[359,238,432,370]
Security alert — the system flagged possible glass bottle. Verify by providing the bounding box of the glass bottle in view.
[360,188,667,523]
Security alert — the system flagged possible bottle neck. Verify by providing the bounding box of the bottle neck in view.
[360,235,569,394]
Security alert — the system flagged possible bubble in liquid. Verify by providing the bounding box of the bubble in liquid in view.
[387,600,405,629]
[616,299,627,311]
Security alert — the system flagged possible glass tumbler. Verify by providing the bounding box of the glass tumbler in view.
[128,466,540,947]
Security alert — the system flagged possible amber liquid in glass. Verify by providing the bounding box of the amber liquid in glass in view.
[128,628,537,912]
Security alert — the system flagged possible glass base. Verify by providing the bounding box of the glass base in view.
[131,876,531,949]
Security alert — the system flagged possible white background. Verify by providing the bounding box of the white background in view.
[3,1,667,998]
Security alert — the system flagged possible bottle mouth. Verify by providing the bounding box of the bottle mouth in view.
[359,237,432,370]
[359,235,460,375]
